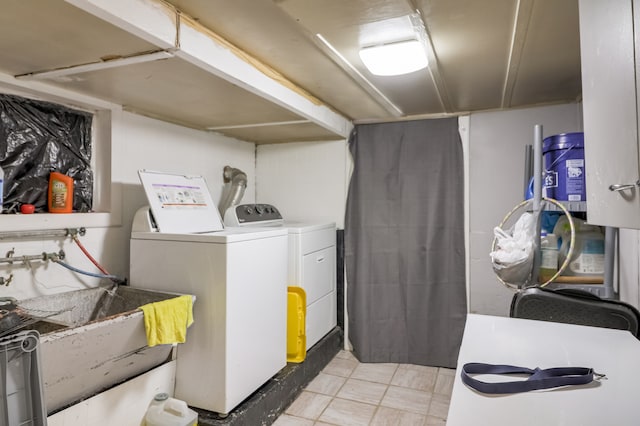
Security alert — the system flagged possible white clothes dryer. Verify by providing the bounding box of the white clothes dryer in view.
[224,204,337,350]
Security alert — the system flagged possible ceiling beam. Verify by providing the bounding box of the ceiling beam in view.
[15,50,175,80]
[177,14,352,137]
[409,0,454,113]
[208,120,310,130]
[313,34,404,117]
[501,0,535,108]
[65,0,177,49]
[65,0,353,138]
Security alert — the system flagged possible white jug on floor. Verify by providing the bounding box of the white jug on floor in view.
[144,393,198,426]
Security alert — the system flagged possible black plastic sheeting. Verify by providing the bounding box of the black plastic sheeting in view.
[0,94,93,213]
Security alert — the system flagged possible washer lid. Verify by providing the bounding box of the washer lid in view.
[138,169,224,234]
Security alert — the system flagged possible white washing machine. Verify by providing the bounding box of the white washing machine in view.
[129,171,288,416]
[224,204,337,350]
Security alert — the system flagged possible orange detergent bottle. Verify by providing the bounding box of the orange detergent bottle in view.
[48,172,73,213]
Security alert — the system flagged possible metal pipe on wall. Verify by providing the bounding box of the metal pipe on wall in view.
[531,124,543,285]
[0,228,85,241]
[0,250,64,265]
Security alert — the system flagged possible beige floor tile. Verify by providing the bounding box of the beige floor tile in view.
[306,372,347,396]
[437,367,456,376]
[335,350,357,361]
[425,415,447,425]
[427,393,450,420]
[318,398,377,426]
[285,391,332,420]
[390,364,438,392]
[276,351,456,426]
[433,370,455,396]
[323,356,359,378]
[336,378,388,405]
[351,363,398,384]
[380,385,431,415]
[399,364,439,375]
[369,406,427,426]
[272,414,315,426]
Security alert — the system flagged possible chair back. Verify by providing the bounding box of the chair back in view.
[510,287,640,337]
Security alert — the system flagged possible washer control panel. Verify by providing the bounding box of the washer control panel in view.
[224,203,284,226]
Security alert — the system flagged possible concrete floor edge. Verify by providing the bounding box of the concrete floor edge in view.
[195,326,343,426]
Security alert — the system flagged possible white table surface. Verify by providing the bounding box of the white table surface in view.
[447,314,640,426]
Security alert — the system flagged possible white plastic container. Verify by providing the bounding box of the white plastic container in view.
[567,227,605,275]
[539,232,558,282]
[144,393,198,426]
[554,216,605,277]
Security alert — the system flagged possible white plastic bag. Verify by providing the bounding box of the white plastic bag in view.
[490,211,538,285]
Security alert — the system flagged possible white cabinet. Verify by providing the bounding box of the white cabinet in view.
[580,0,640,228]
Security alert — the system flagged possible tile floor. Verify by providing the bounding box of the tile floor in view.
[274,350,455,426]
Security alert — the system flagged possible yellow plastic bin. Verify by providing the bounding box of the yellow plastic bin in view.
[287,286,306,363]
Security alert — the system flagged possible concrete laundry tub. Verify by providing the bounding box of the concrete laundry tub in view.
[16,285,190,414]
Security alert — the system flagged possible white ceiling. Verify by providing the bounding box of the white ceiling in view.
[166,0,582,120]
[0,0,582,142]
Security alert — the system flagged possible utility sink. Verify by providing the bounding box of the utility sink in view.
[17,285,191,414]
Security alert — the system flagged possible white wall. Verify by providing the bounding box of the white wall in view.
[254,105,637,318]
[468,103,584,315]
[11,97,628,316]
[112,111,255,280]
[618,229,640,307]
[0,108,255,301]
[256,140,349,228]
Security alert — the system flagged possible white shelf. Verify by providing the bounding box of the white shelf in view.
[542,200,587,213]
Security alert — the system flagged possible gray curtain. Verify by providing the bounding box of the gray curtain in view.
[345,118,466,368]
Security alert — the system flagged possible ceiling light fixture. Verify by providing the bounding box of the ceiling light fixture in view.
[315,33,404,115]
[359,39,428,77]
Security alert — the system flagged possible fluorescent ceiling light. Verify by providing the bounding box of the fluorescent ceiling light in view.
[359,40,428,76]
[16,50,174,81]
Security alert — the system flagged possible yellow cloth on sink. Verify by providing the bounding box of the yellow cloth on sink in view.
[140,295,194,347]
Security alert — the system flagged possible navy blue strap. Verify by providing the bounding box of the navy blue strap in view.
[461,363,597,394]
